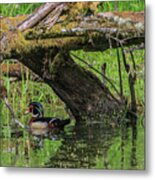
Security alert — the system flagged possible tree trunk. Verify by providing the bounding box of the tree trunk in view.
[0,4,144,121]
[48,52,122,119]
[13,48,122,120]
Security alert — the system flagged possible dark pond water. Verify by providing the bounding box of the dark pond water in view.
[0,114,144,169]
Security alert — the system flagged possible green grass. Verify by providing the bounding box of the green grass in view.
[98,0,145,12]
[0,48,144,126]
[0,0,145,17]
[72,48,144,107]
[0,47,144,168]
[0,3,42,17]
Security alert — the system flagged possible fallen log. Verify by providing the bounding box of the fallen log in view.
[0,3,144,120]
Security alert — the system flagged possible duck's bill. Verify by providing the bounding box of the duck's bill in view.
[24,110,30,115]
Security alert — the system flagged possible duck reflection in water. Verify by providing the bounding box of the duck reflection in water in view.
[24,102,70,149]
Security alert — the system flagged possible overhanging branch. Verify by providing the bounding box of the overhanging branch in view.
[0,6,144,60]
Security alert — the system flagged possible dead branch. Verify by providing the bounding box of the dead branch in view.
[129,50,137,81]
[109,35,137,116]
[3,97,25,128]
[124,43,144,53]
[0,10,144,61]
[1,76,24,128]
[121,48,137,114]
[17,2,65,31]
[70,53,121,99]
[116,48,123,97]
[0,4,144,120]
[39,3,66,29]
[101,63,106,85]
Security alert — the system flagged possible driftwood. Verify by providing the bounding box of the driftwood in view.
[0,3,144,120]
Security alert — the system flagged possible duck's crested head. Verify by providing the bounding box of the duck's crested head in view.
[25,102,44,118]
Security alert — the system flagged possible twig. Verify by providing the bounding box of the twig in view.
[70,53,121,98]
[0,73,25,128]
[121,48,137,114]
[124,43,144,53]
[129,50,136,81]
[109,36,137,115]
[61,27,118,34]
[101,63,106,85]
[116,48,123,97]
[3,97,25,128]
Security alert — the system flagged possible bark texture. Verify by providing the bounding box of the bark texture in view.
[0,3,144,120]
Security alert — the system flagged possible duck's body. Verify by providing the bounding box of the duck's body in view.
[29,117,70,129]
[25,102,70,129]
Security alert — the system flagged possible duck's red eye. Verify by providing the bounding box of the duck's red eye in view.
[28,105,33,112]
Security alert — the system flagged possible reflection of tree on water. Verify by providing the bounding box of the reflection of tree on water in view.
[1,115,139,169]
[130,118,137,168]
[43,116,138,169]
[45,121,119,168]
[120,116,137,169]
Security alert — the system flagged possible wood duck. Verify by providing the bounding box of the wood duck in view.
[25,102,70,129]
